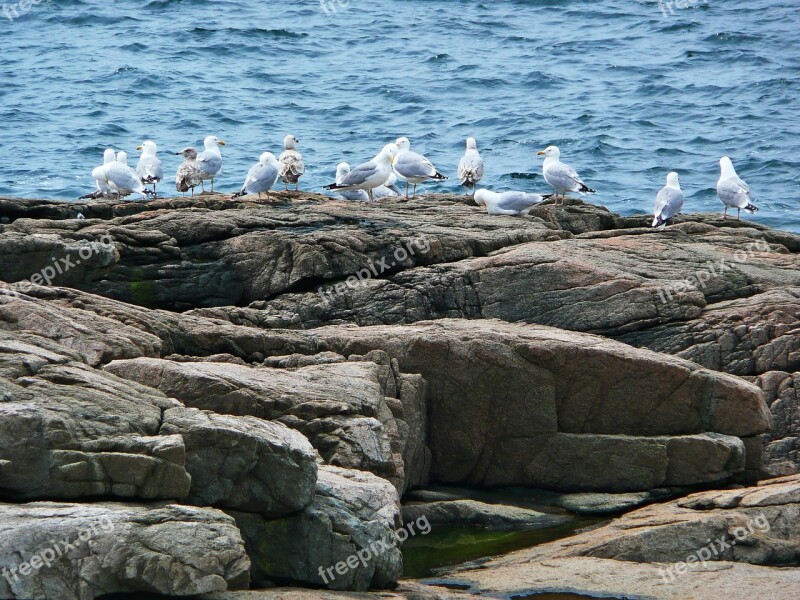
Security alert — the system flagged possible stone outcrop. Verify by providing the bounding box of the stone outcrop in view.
[757,371,800,475]
[0,501,250,600]
[401,499,569,530]
[229,466,402,592]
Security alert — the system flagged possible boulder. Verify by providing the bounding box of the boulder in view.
[757,371,800,476]
[229,466,402,592]
[0,501,249,600]
[401,499,569,530]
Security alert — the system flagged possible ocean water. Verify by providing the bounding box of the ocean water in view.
[0,0,798,231]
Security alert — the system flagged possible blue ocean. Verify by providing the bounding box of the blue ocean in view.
[0,0,797,230]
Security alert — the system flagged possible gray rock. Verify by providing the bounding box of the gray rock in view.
[229,466,402,591]
[0,501,249,600]
[160,407,317,517]
[401,499,569,530]
[757,371,800,475]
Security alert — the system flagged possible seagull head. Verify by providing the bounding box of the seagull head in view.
[204,136,225,150]
[284,135,299,150]
[103,148,116,164]
[383,143,399,164]
[466,137,478,150]
[474,189,488,207]
[666,172,680,188]
[395,137,411,153]
[335,162,351,183]
[176,147,197,159]
[537,145,560,159]
[136,140,157,155]
[260,152,278,166]
[719,156,737,178]
[116,151,128,165]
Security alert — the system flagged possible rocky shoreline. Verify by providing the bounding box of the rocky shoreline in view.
[0,192,798,599]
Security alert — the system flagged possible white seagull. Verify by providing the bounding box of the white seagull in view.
[458,137,484,197]
[324,143,399,202]
[196,135,225,192]
[233,152,281,200]
[135,140,163,195]
[717,156,758,220]
[80,148,117,199]
[652,172,684,228]
[175,148,203,197]
[536,145,595,203]
[279,134,305,191]
[474,189,550,216]
[393,137,447,198]
[105,151,151,200]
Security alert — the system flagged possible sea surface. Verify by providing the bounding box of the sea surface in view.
[0,0,798,230]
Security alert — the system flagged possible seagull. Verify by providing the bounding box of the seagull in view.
[372,172,403,199]
[474,189,550,216]
[717,157,758,220]
[324,143,399,202]
[175,147,204,197]
[279,134,305,191]
[196,135,225,192]
[104,151,151,200]
[232,152,281,200]
[393,137,447,198]
[536,145,595,203]
[333,162,370,201]
[652,172,684,228]
[458,137,484,197]
[135,140,163,195]
[79,148,117,199]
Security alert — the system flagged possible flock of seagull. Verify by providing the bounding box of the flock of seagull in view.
[81,135,761,225]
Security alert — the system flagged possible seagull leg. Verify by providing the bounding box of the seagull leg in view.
[368,189,374,203]
[737,208,741,220]
[211,178,215,193]
[295,182,299,192]
[723,207,727,219]
[404,181,410,199]
[201,181,205,193]
[413,183,418,198]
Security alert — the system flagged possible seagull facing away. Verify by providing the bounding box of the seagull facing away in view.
[79,148,117,199]
[392,137,447,198]
[717,156,758,220]
[196,135,225,192]
[135,140,163,195]
[537,145,595,203]
[652,172,684,228]
[232,152,281,200]
[324,143,399,202]
[474,189,550,216]
[175,147,204,197]
[104,151,151,200]
[279,135,305,191]
[332,162,370,201]
[458,137,484,197]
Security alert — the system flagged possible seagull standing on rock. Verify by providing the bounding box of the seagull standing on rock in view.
[652,172,684,228]
[717,156,758,220]
[537,145,595,203]
[175,148,204,197]
[232,152,281,200]
[196,135,225,193]
[279,135,305,191]
[324,143,399,202]
[105,151,151,200]
[333,162,370,201]
[80,148,117,199]
[392,137,448,199]
[474,189,550,216]
[135,140,163,195]
[458,137,484,197]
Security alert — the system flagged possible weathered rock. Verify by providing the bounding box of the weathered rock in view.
[0,501,249,600]
[437,475,800,599]
[552,489,676,516]
[105,355,429,493]
[619,287,800,376]
[159,407,317,517]
[229,466,402,592]
[757,371,800,476]
[401,499,569,530]
[199,581,473,599]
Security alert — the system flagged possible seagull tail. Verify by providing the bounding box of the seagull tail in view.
[579,183,596,194]
[744,203,759,214]
[324,183,342,190]
[652,216,664,228]
[78,190,101,200]
[432,171,448,180]
[232,189,246,198]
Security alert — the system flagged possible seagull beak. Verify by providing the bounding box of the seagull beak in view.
[136,146,143,151]
[536,150,545,156]
[218,140,226,146]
